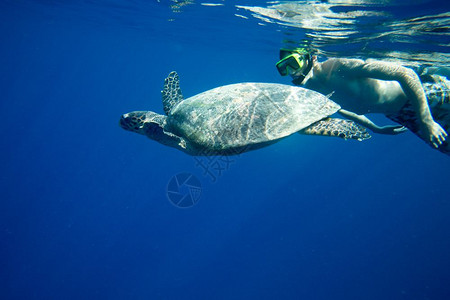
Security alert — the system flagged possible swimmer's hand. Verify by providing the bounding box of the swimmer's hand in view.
[375,125,408,135]
[421,120,448,148]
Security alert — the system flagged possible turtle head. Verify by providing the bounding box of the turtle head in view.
[120,111,189,153]
[120,111,166,138]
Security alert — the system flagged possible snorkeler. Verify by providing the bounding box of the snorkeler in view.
[276,48,450,153]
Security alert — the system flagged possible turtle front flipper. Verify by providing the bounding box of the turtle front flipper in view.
[162,71,184,115]
[300,118,371,141]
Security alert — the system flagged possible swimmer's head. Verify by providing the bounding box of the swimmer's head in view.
[276,48,313,85]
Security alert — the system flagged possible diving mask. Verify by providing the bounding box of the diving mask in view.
[276,53,307,76]
[276,48,313,85]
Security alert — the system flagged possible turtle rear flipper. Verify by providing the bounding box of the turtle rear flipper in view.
[162,71,184,115]
[300,118,371,141]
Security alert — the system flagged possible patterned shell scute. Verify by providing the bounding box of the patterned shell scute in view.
[168,83,340,150]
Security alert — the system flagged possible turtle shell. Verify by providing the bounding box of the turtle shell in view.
[166,82,340,152]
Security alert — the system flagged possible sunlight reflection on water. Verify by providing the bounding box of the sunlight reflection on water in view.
[4,0,449,66]
[235,0,449,66]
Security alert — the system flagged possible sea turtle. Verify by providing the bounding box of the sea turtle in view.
[119,71,370,155]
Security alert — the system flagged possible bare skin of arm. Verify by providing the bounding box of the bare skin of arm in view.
[338,109,407,135]
[314,58,448,148]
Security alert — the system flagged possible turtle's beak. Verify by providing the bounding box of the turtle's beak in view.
[119,113,132,131]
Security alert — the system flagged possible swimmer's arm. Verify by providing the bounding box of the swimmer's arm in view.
[334,59,447,147]
[328,59,431,122]
[338,109,407,135]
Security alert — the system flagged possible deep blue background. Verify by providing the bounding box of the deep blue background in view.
[1,1,450,299]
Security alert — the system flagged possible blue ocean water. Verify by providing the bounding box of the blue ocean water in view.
[1,1,450,299]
